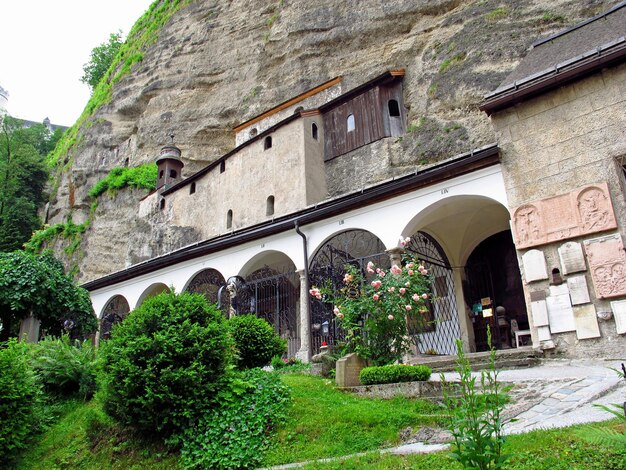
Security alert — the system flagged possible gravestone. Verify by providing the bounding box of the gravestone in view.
[546,284,576,333]
[522,249,548,282]
[558,242,586,274]
[336,353,367,388]
[567,275,591,305]
[573,305,601,339]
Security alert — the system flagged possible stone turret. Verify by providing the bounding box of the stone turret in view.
[156,145,184,191]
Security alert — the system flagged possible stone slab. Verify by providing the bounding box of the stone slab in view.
[558,242,587,274]
[610,300,626,335]
[583,234,626,299]
[336,353,367,387]
[512,182,617,249]
[546,289,576,333]
[522,249,548,282]
[531,299,549,327]
[573,304,601,340]
[537,326,552,342]
[567,275,591,305]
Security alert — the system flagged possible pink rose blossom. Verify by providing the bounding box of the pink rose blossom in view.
[376,268,382,274]
[405,305,412,311]
[388,314,394,320]
[422,293,428,299]
[371,280,382,289]
[343,273,353,283]
[412,293,420,301]
[421,269,428,275]
[399,288,406,295]
[387,287,395,293]
[373,294,380,301]
[405,281,410,287]
[391,265,402,275]
[367,261,375,269]
[367,268,375,274]
[333,307,340,315]
[407,263,414,269]
[379,271,386,277]
[337,312,344,319]
[408,270,414,275]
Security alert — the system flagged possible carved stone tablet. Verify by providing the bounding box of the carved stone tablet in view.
[546,286,576,333]
[512,182,617,248]
[531,299,549,327]
[583,234,626,299]
[537,326,552,342]
[567,275,590,305]
[573,305,601,340]
[558,242,586,274]
[530,290,546,302]
[522,249,548,282]
[610,300,626,335]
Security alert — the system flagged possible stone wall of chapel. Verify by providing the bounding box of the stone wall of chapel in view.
[491,63,626,358]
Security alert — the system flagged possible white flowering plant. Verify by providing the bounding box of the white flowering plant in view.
[310,240,433,365]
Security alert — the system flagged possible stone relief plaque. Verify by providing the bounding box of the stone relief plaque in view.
[610,300,626,335]
[537,326,552,342]
[531,299,549,326]
[546,285,576,333]
[573,305,601,340]
[522,249,548,282]
[512,182,617,249]
[583,234,626,299]
[567,275,591,305]
[558,242,586,274]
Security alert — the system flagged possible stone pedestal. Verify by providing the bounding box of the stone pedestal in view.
[336,353,367,387]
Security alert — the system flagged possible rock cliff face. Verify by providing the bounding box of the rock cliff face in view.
[47,0,615,283]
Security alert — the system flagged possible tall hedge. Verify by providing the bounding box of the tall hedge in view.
[99,291,232,438]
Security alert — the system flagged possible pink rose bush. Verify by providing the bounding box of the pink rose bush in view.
[309,250,433,365]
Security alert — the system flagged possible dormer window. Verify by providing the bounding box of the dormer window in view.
[388,99,400,117]
[266,196,275,216]
[264,136,273,150]
[226,209,233,229]
[347,114,355,132]
[312,123,318,140]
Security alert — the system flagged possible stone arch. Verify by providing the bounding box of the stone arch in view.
[99,295,130,341]
[184,268,226,306]
[135,283,170,309]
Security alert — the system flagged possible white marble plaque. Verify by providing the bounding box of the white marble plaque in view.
[546,289,576,333]
[537,326,552,342]
[522,249,548,282]
[567,275,591,305]
[549,284,570,297]
[531,300,549,326]
[558,242,586,274]
[610,300,626,335]
[573,305,601,339]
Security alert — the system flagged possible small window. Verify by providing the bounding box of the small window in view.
[264,136,273,150]
[159,199,165,210]
[169,169,177,178]
[220,160,226,173]
[347,114,355,132]
[190,182,196,194]
[249,128,258,138]
[388,99,400,117]
[159,170,164,179]
[266,195,275,216]
[311,123,318,140]
[226,210,233,229]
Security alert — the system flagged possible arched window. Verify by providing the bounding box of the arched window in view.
[264,136,273,150]
[159,170,164,179]
[266,195,275,216]
[226,209,233,229]
[347,114,355,132]
[169,169,177,178]
[190,182,196,194]
[159,199,165,210]
[388,99,400,117]
[311,123,318,140]
[220,160,226,173]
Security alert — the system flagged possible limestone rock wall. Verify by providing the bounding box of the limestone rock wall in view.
[47,0,616,282]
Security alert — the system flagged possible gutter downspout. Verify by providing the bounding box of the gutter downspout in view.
[295,220,311,360]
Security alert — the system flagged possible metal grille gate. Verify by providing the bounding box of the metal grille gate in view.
[100,295,130,341]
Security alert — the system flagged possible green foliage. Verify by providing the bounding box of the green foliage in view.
[0,339,45,463]
[0,116,51,252]
[180,369,290,469]
[310,252,432,365]
[228,314,286,369]
[100,291,232,438]
[29,335,98,399]
[439,52,466,73]
[81,31,124,92]
[539,11,565,24]
[88,163,157,198]
[485,7,509,22]
[359,364,432,385]
[0,251,97,341]
[441,330,510,470]
[24,217,89,255]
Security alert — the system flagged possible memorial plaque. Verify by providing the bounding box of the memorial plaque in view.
[558,242,586,274]
[610,300,626,335]
[530,290,546,302]
[537,326,552,342]
[583,234,626,299]
[531,299,549,326]
[573,305,601,339]
[546,288,576,333]
[512,182,617,248]
[522,249,548,282]
[567,275,591,305]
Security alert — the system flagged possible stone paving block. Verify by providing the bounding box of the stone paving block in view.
[556,388,575,395]
[563,395,583,402]
[551,392,568,399]
[531,404,549,412]
[542,397,560,406]
[543,407,560,415]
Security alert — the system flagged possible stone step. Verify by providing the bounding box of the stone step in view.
[409,347,541,373]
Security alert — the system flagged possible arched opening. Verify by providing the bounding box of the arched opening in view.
[185,268,226,307]
[159,170,164,179]
[311,122,318,140]
[169,169,177,178]
[266,195,275,216]
[190,182,196,194]
[99,295,130,341]
[388,99,400,117]
[346,114,355,132]
[308,229,389,354]
[264,136,273,150]
[135,283,170,309]
[226,209,233,229]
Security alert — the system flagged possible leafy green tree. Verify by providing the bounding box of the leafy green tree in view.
[80,31,123,91]
[0,251,97,341]
[0,116,50,252]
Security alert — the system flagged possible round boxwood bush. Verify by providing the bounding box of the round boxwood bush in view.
[359,364,432,385]
[99,291,232,437]
[228,315,286,369]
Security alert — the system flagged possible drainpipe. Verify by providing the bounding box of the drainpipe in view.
[295,220,311,360]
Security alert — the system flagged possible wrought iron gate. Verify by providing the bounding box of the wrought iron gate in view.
[100,295,130,340]
[186,268,226,306]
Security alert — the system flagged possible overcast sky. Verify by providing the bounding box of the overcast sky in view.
[1,1,154,126]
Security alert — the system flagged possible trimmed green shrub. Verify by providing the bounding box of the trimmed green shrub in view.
[0,339,45,462]
[359,364,432,385]
[180,368,291,469]
[228,315,286,369]
[99,291,232,438]
[30,335,98,399]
